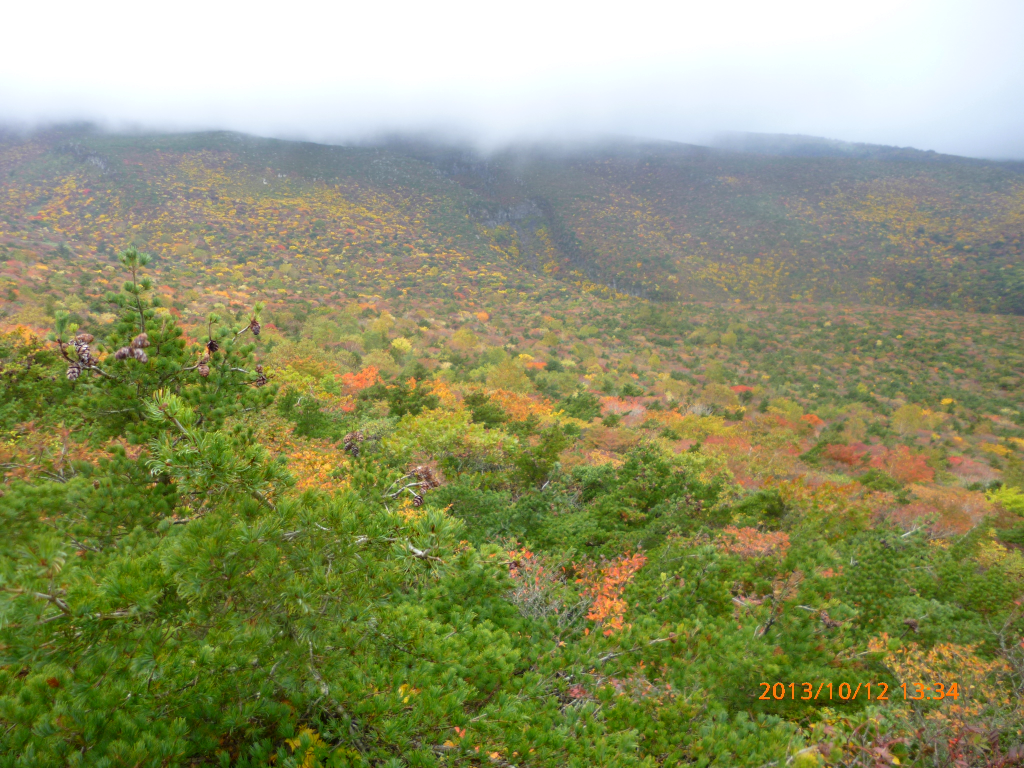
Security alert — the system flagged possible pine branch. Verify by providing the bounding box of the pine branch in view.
[307,652,369,753]
[406,543,443,563]
[3,587,135,623]
[2,586,71,615]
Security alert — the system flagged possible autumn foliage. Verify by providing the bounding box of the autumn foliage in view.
[575,551,647,635]
[0,130,1021,768]
[718,526,791,558]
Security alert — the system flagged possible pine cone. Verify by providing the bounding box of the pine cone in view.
[132,348,148,363]
[198,363,210,377]
[411,464,440,489]
[74,333,94,344]
[206,339,220,354]
[343,430,364,455]
[114,346,133,361]
[66,363,81,381]
[131,333,149,348]
[412,493,424,507]
[249,319,261,336]
[254,373,267,388]
[820,610,842,629]
[903,618,919,633]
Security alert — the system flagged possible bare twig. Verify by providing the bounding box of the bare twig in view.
[597,633,680,664]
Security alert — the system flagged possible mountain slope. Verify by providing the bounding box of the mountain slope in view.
[416,139,1024,310]
[2,127,1023,315]
[1,127,1024,767]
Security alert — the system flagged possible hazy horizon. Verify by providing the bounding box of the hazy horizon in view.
[2,0,1022,160]
[5,122,1019,167]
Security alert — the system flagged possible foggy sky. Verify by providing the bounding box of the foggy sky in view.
[2,0,1022,159]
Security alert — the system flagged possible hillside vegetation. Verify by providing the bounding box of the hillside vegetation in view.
[0,128,1022,767]
[2,128,1024,313]
[424,140,1024,311]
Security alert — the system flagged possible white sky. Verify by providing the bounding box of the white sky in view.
[1,0,1022,158]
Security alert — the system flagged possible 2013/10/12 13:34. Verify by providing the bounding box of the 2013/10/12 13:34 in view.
[759,682,960,701]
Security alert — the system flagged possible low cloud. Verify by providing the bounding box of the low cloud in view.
[2,0,1022,158]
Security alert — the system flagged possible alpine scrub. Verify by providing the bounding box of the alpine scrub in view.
[0,246,1022,768]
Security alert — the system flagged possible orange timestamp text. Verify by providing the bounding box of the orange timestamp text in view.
[759,681,960,701]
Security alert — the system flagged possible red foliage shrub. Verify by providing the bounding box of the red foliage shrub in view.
[824,442,868,466]
[949,456,999,485]
[870,445,934,484]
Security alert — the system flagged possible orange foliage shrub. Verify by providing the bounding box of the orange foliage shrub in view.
[801,413,825,429]
[718,526,791,558]
[576,552,647,635]
[487,389,552,421]
[340,366,380,392]
[425,379,460,409]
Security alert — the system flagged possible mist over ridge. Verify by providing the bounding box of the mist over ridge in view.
[2,0,1023,159]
